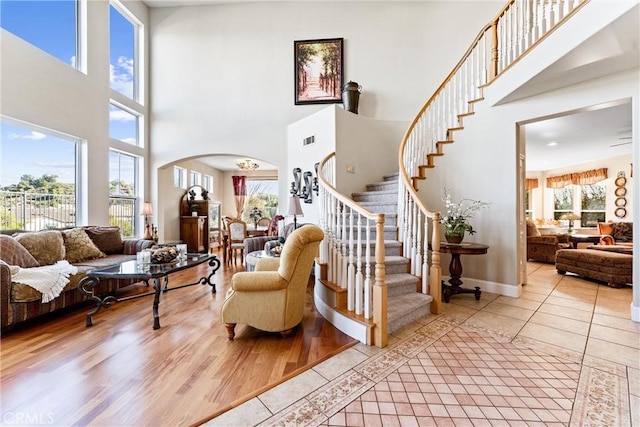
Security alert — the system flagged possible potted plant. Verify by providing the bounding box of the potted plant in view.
[441,188,490,244]
[190,204,199,216]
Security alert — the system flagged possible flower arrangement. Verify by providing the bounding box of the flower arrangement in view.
[441,188,490,241]
[248,206,263,228]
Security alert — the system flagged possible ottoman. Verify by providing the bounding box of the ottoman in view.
[555,248,632,288]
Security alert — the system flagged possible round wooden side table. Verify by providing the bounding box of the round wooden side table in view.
[439,242,489,303]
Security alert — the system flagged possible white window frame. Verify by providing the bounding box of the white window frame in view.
[174,166,187,189]
[109,0,143,103]
[190,171,201,187]
[203,175,213,193]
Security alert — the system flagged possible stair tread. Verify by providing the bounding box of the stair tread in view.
[352,189,398,197]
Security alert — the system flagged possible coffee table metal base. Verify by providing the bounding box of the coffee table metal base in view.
[79,256,221,329]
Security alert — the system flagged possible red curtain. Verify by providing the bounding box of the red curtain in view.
[232,175,246,218]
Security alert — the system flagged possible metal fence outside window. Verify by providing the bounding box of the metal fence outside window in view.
[0,191,137,237]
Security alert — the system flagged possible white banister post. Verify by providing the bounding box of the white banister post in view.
[355,213,363,315]
[364,217,372,319]
[347,207,355,312]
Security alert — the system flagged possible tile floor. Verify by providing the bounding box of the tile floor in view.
[204,262,639,427]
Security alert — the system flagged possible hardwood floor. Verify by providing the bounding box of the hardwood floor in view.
[0,252,357,426]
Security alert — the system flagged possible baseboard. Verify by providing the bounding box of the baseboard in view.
[442,276,521,298]
[631,302,640,322]
[314,284,369,344]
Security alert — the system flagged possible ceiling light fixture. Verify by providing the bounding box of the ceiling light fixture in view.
[237,159,259,171]
[547,142,558,147]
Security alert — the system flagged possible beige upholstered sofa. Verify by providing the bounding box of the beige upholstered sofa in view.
[1,227,153,330]
[222,224,323,340]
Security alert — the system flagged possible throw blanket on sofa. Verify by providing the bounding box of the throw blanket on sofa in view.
[10,261,78,303]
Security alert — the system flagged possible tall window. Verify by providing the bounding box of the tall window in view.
[109,2,137,100]
[109,103,139,146]
[580,182,606,227]
[243,179,278,221]
[109,150,137,236]
[1,120,78,231]
[1,0,78,69]
[553,187,573,220]
[174,166,187,189]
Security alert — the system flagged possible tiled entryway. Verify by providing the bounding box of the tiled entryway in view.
[204,262,639,427]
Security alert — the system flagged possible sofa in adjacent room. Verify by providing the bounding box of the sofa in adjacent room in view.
[526,220,571,263]
[1,226,154,330]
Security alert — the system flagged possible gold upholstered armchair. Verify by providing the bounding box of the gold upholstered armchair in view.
[221,224,324,340]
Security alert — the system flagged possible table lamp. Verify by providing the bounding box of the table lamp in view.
[287,196,304,229]
[141,202,153,239]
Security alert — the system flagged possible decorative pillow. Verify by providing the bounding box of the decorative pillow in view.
[597,222,615,236]
[0,235,40,267]
[63,228,106,263]
[14,230,65,266]
[612,222,633,243]
[526,220,540,237]
[85,226,124,254]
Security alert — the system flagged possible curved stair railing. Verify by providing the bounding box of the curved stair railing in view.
[398,0,589,315]
[314,0,590,348]
[317,153,388,348]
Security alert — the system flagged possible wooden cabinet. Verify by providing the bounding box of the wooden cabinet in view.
[179,185,211,253]
[180,216,207,253]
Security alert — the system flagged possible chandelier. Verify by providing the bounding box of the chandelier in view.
[237,159,259,171]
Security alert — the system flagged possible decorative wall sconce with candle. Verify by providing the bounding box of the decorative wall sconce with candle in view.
[290,166,318,204]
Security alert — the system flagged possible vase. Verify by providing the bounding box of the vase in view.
[444,229,464,244]
[342,81,362,114]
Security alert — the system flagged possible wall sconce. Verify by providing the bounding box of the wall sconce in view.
[312,162,320,196]
[290,167,302,196]
[302,171,313,204]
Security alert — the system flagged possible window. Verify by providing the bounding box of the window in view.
[203,175,213,193]
[243,179,278,222]
[190,171,201,187]
[524,189,532,219]
[553,187,573,220]
[1,0,78,68]
[109,2,137,100]
[174,166,187,189]
[109,150,137,237]
[580,182,606,227]
[1,120,78,231]
[109,103,139,145]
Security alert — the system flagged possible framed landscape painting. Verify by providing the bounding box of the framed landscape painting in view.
[294,38,344,105]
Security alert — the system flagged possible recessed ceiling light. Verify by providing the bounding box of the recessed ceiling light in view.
[547,142,558,147]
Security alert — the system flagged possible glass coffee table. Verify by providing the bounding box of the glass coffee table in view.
[78,254,221,329]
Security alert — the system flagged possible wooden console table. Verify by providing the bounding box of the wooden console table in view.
[439,242,489,303]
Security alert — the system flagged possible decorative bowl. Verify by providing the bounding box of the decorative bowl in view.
[150,246,178,264]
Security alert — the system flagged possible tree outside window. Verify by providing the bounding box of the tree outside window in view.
[580,182,606,227]
[553,187,573,220]
[243,180,278,222]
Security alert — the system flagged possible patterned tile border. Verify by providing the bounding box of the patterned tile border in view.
[257,398,326,427]
[570,366,631,427]
[305,370,374,416]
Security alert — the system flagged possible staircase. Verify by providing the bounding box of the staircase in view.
[351,173,432,333]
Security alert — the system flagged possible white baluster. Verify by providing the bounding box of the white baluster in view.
[364,217,372,319]
[355,213,363,315]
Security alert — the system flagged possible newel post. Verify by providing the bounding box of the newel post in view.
[430,213,442,314]
[489,20,499,82]
[372,213,387,348]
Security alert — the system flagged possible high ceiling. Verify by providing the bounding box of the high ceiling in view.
[145,1,637,173]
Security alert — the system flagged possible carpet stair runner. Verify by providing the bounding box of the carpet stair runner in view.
[350,172,432,334]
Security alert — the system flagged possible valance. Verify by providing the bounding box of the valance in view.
[525,178,539,190]
[546,168,608,188]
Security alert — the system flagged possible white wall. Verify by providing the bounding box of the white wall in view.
[149,1,501,204]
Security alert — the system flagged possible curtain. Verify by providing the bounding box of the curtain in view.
[232,175,246,218]
[572,167,607,185]
[546,173,573,189]
[525,178,538,190]
[546,167,608,188]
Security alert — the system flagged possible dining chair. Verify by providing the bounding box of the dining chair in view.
[257,217,271,228]
[227,218,247,265]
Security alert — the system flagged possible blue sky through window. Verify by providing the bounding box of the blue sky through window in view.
[1,0,137,187]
